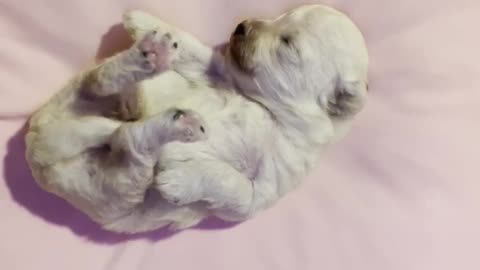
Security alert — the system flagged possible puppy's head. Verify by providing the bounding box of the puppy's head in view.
[226,5,368,117]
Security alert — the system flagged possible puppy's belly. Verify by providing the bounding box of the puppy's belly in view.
[140,70,274,181]
[155,105,272,182]
[140,71,226,117]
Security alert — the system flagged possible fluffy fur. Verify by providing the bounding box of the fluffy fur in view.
[25,4,368,233]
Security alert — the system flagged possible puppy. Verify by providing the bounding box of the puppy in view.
[26,4,368,232]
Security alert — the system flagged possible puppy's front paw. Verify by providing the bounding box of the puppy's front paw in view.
[128,30,178,76]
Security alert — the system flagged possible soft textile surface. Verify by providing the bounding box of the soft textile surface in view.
[1,0,479,269]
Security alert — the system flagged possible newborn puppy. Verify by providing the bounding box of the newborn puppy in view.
[26,4,368,232]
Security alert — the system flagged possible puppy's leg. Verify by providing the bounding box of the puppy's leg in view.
[27,31,180,166]
[155,160,255,221]
[99,109,206,227]
[82,30,174,98]
[123,10,223,83]
[109,108,206,159]
[28,31,172,165]
[28,117,121,167]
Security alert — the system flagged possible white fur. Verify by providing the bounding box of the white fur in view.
[25,4,368,233]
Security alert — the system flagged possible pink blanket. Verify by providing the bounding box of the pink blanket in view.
[1,0,479,269]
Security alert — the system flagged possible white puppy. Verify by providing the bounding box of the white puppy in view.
[25,4,368,233]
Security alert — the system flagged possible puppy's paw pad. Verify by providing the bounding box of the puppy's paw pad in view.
[137,31,168,73]
[169,109,207,143]
[131,31,179,75]
[161,33,179,49]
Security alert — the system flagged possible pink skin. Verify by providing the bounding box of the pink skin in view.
[84,30,178,98]
[136,31,177,74]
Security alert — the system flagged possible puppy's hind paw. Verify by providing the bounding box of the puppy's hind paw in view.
[127,30,179,77]
[167,108,207,143]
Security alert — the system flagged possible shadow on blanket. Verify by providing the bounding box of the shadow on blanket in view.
[3,24,238,244]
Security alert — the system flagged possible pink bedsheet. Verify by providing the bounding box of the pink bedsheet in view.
[1,0,479,269]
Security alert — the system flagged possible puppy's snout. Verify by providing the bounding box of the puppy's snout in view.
[233,21,247,36]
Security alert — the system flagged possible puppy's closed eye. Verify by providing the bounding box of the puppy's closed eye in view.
[277,34,301,64]
[280,35,292,46]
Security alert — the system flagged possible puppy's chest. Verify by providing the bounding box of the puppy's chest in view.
[159,109,269,178]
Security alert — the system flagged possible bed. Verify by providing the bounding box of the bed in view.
[1,0,479,269]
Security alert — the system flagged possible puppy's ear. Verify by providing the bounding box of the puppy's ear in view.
[325,80,368,118]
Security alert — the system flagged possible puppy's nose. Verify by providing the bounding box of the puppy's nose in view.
[233,21,247,36]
